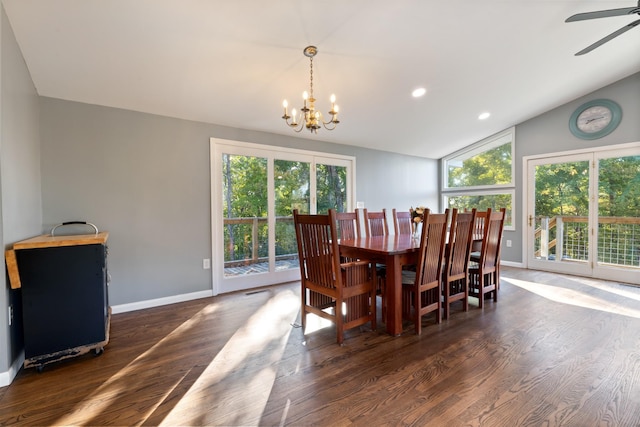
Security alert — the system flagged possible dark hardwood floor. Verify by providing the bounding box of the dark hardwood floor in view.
[1,266,639,426]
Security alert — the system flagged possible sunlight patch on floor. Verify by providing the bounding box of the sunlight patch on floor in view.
[302,306,340,336]
[576,278,640,302]
[503,277,640,319]
[54,303,220,426]
[158,289,299,426]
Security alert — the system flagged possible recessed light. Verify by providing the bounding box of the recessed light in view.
[412,87,426,98]
[478,112,491,120]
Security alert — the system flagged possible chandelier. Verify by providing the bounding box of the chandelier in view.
[281,46,340,133]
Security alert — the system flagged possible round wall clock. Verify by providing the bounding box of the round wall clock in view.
[569,99,622,140]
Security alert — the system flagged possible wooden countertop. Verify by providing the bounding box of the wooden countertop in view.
[11,232,109,250]
[5,232,109,289]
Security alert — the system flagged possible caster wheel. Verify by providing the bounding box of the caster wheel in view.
[36,365,44,373]
[94,347,104,356]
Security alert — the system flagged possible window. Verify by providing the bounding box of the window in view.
[211,138,355,294]
[442,128,515,229]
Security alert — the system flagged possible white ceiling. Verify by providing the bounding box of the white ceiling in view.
[3,0,639,159]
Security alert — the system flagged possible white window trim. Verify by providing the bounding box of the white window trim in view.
[442,126,515,190]
[441,127,516,230]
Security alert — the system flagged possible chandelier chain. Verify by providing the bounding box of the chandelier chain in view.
[309,56,314,100]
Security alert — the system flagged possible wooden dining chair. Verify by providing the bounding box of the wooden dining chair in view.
[362,208,389,237]
[468,208,506,308]
[335,211,359,240]
[442,208,476,319]
[293,209,377,344]
[401,209,449,334]
[335,211,361,264]
[393,208,413,235]
[360,208,389,321]
[471,210,487,255]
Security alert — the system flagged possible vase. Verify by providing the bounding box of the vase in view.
[412,223,421,239]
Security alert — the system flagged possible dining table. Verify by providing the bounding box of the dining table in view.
[339,234,419,336]
[339,234,484,336]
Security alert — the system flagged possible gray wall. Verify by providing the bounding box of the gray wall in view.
[0,5,42,376]
[39,98,439,306]
[505,72,640,263]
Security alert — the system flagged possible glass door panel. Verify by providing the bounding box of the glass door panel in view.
[316,163,347,213]
[222,154,268,278]
[528,155,593,277]
[527,146,639,285]
[274,159,310,272]
[594,152,640,281]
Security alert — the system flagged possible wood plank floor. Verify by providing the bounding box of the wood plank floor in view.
[1,266,639,426]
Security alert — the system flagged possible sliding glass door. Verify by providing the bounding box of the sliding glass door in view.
[526,146,640,284]
[211,139,354,294]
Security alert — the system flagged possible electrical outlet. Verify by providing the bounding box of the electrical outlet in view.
[203,258,211,269]
[8,305,13,326]
[506,240,512,247]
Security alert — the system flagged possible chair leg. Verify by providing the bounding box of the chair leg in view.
[380,275,386,324]
[463,278,469,312]
[443,282,450,320]
[478,273,484,309]
[414,289,421,335]
[370,291,377,331]
[301,290,307,332]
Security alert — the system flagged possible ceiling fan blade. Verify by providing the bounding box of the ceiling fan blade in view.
[566,6,639,22]
[575,19,640,55]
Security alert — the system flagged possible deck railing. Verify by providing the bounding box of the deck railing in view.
[223,216,296,268]
[535,215,640,267]
[224,215,640,270]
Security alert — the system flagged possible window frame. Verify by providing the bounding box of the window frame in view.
[210,138,356,295]
[441,127,516,230]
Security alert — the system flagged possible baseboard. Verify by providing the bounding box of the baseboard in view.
[0,350,24,387]
[501,260,523,268]
[111,289,213,314]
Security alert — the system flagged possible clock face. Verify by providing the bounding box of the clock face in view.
[576,106,612,133]
[569,99,622,140]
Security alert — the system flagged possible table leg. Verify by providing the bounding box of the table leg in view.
[385,254,403,336]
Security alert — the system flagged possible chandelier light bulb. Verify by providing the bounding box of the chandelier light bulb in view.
[283,100,288,108]
[303,91,309,100]
[330,94,336,103]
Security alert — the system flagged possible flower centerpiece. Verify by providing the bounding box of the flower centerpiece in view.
[410,206,428,238]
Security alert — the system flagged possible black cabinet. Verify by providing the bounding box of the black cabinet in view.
[9,233,110,370]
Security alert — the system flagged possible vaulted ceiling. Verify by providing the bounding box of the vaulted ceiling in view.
[3,0,639,159]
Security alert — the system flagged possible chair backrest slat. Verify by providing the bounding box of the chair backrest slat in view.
[416,209,448,287]
[294,209,341,290]
[362,208,388,237]
[483,208,506,270]
[473,210,488,241]
[335,211,359,240]
[447,208,476,277]
[393,208,413,235]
